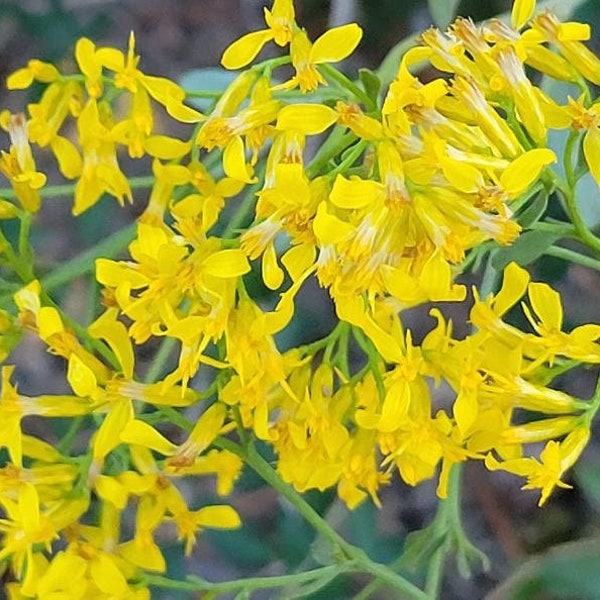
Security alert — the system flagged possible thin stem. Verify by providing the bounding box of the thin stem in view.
[217,437,430,599]
[319,63,377,112]
[144,565,349,594]
[143,337,178,384]
[40,223,136,293]
[564,130,580,186]
[306,129,358,179]
[552,137,600,254]
[544,245,600,272]
[328,140,369,178]
[424,544,447,599]
[57,416,85,455]
[0,176,154,202]
[584,371,600,425]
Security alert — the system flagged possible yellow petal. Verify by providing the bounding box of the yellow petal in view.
[557,22,590,42]
[95,258,149,289]
[120,420,178,455]
[221,30,274,70]
[511,0,536,30]
[313,201,353,243]
[88,309,135,380]
[263,241,285,290]
[90,554,128,596]
[454,386,478,435]
[96,47,125,72]
[281,243,316,281]
[95,475,128,510]
[194,505,241,529]
[528,281,563,331]
[20,483,41,532]
[75,37,97,76]
[583,127,600,188]
[223,136,256,183]
[202,248,251,277]
[144,135,191,159]
[67,354,97,397]
[6,68,33,90]
[38,306,64,339]
[329,174,383,209]
[276,103,338,135]
[493,262,530,316]
[378,380,409,433]
[500,148,556,198]
[165,96,204,123]
[92,399,133,462]
[441,157,483,193]
[50,136,82,179]
[310,23,363,64]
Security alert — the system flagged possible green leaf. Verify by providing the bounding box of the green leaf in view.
[399,526,447,574]
[205,525,273,568]
[517,193,549,229]
[358,68,382,103]
[574,456,600,514]
[486,537,600,600]
[376,33,419,88]
[492,229,565,270]
[427,0,461,28]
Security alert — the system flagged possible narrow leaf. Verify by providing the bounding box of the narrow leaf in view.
[427,0,462,29]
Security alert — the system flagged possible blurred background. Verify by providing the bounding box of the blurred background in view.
[3,0,600,598]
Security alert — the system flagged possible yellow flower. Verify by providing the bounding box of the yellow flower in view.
[171,160,245,233]
[221,0,296,69]
[276,23,363,93]
[197,76,280,183]
[0,113,46,212]
[75,37,104,98]
[6,59,60,90]
[172,504,241,557]
[93,32,203,123]
[0,483,57,581]
[75,100,132,215]
[485,426,590,505]
[566,97,600,189]
[532,12,600,86]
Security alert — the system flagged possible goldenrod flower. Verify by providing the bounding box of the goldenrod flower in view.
[221,0,296,69]
[0,113,46,212]
[274,24,362,93]
[486,426,590,505]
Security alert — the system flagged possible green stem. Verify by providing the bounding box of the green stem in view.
[145,564,349,594]
[559,183,600,254]
[319,63,377,112]
[40,223,136,293]
[424,543,448,599]
[552,137,600,254]
[563,130,579,186]
[504,101,533,151]
[143,336,178,384]
[0,176,154,202]
[328,140,369,178]
[544,245,600,272]
[306,129,358,179]
[584,371,600,425]
[217,437,430,599]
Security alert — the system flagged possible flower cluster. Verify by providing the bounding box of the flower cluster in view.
[2,0,600,596]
